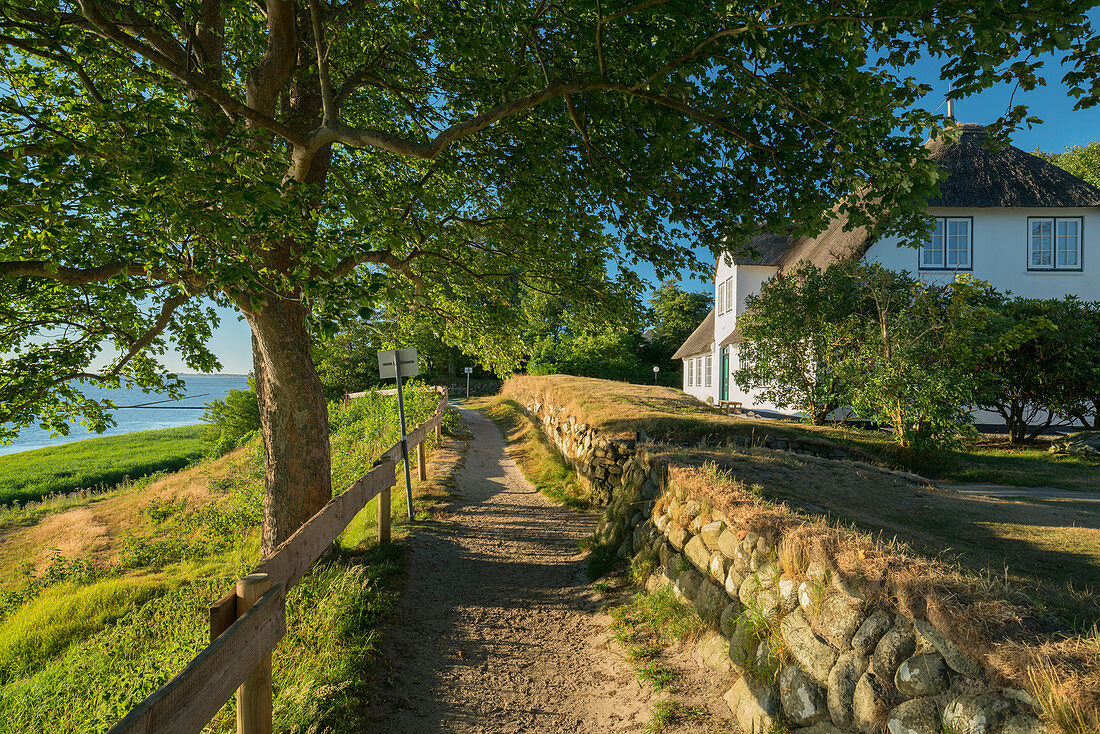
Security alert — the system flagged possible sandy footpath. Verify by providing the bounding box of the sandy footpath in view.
[367,407,662,733]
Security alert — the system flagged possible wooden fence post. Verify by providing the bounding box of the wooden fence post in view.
[417,440,427,481]
[379,485,391,544]
[435,422,442,440]
[236,573,273,734]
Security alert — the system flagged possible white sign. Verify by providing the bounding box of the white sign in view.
[377,348,419,380]
[464,367,473,374]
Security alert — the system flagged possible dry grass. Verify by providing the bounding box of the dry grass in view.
[666,445,1100,627]
[501,375,1100,492]
[0,448,252,588]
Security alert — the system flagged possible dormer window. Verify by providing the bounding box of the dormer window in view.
[1029,217,1082,271]
[920,216,972,270]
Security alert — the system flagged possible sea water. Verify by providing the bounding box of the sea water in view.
[0,374,250,455]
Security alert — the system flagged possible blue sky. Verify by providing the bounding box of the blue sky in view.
[188,41,1100,375]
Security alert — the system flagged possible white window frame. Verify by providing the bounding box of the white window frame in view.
[724,277,733,314]
[687,358,693,386]
[1028,216,1083,271]
[717,280,726,314]
[705,355,713,387]
[919,216,972,271]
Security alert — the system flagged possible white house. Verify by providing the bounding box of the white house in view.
[674,123,1100,413]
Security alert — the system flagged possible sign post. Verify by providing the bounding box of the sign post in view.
[464,366,473,399]
[378,348,419,521]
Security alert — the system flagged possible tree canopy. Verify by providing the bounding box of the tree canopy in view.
[2,0,1096,547]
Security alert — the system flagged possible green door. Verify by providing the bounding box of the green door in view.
[720,348,730,401]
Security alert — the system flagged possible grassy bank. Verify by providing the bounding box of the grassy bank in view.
[0,426,206,506]
[0,385,460,734]
[502,375,1100,492]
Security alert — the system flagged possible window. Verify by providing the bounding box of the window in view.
[724,277,733,313]
[920,217,971,270]
[1029,217,1082,271]
[687,358,693,386]
[705,355,713,387]
[717,280,726,314]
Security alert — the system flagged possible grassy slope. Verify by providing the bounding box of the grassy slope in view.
[502,374,1100,492]
[0,385,459,734]
[0,426,206,505]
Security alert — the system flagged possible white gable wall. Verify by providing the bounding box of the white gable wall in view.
[865,207,1100,300]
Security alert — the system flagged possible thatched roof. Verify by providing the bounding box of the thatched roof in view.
[926,124,1100,207]
[672,308,714,359]
[733,230,796,266]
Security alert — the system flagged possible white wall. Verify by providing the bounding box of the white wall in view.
[865,206,1100,299]
[681,349,716,403]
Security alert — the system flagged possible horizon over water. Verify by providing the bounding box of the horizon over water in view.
[1,373,249,456]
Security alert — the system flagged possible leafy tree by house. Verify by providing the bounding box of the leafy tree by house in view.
[734,262,863,424]
[839,268,1000,451]
[1060,300,1100,429]
[972,296,1094,443]
[1,2,1092,551]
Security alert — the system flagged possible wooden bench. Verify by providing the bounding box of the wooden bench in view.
[718,400,742,414]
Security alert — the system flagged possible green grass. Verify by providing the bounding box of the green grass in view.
[0,426,206,505]
[646,700,708,734]
[0,384,450,734]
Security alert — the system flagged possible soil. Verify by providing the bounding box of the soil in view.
[367,407,732,733]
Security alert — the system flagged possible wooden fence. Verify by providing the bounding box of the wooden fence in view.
[107,387,449,734]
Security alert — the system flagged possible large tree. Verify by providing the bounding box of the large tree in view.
[1,1,1094,552]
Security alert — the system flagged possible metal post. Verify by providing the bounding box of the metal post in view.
[395,366,414,521]
[466,371,470,399]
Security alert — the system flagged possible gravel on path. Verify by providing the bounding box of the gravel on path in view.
[367,407,660,733]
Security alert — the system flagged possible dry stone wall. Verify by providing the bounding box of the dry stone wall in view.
[517,397,1047,734]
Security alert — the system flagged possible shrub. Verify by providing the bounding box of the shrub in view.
[201,378,260,456]
[973,296,1094,443]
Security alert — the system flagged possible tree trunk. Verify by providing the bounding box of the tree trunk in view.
[248,296,332,556]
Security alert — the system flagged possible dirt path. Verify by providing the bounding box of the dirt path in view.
[367,407,668,733]
[940,481,1100,503]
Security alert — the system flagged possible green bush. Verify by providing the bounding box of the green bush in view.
[201,378,260,456]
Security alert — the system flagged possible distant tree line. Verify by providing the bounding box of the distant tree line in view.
[307,280,711,393]
[735,262,1100,450]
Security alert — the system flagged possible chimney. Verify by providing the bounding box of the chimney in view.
[946,98,955,121]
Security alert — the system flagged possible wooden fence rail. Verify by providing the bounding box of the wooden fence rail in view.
[107,387,448,734]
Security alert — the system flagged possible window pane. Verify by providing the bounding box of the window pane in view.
[947,219,969,266]
[1031,219,1053,267]
[1056,218,1080,268]
[924,219,944,266]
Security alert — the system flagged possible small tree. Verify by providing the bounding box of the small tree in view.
[840,268,998,451]
[734,262,862,424]
[973,296,1090,443]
